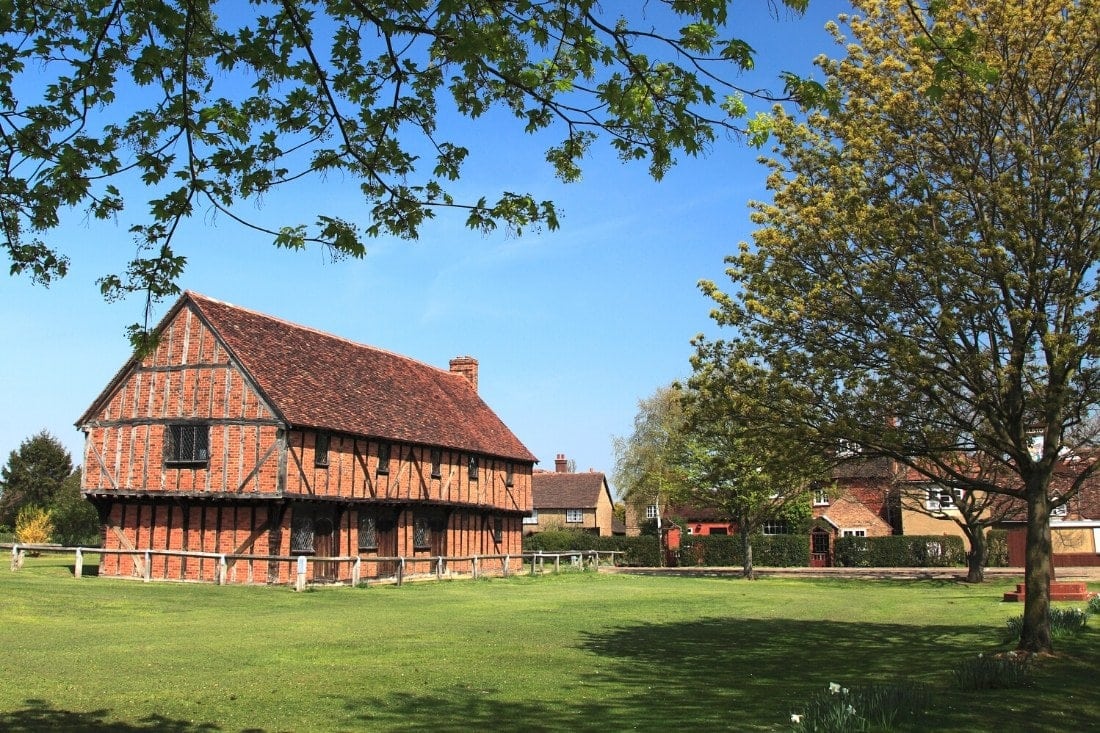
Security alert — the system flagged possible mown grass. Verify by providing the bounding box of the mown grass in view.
[0,556,1096,732]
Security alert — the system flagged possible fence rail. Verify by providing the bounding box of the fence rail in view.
[4,543,621,590]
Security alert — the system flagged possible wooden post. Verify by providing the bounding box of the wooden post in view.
[216,555,228,585]
[396,557,405,587]
[503,555,510,577]
[472,554,479,579]
[352,557,361,586]
[436,556,443,580]
[75,548,83,579]
[295,555,307,592]
[554,554,560,573]
[11,545,24,571]
[143,551,152,582]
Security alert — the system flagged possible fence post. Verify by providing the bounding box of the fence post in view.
[503,554,510,577]
[554,554,560,574]
[10,544,23,571]
[352,557,361,586]
[295,555,307,592]
[473,554,479,579]
[75,548,83,579]
[217,554,228,585]
[436,556,443,580]
[143,551,152,582]
[396,557,405,587]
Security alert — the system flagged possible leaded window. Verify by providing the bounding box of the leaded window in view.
[645,504,658,519]
[430,448,442,478]
[165,423,209,465]
[505,462,514,487]
[315,433,329,467]
[377,442,391,475]
[493,517,504,544]
[468,455,479,480]
[358,514,378,551]
[413,515,432,550]
[291,516,315,554]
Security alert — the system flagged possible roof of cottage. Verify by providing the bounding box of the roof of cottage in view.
[532,470,610,509]
[79,292,537,463]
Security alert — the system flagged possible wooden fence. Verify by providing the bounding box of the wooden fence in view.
[5,544,621,590]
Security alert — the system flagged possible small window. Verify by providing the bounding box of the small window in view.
[377,442,391,475]
[413,515,432,550]
[505,462,514,487]
[813,488,830,506]
[358,514,378,551]
[566,509,583,523]
[762,519,790,535]
[1051,497,1068,517]
[523,510,539,525]
[645,504,658,520]
[290,515,314,554]
[493,517,503,544]
[314,433,330,467]
[166,423,209,465]
[468,455,479,481]
[430,448,442,479]
[925,486,961,511]
[842,528,867,537]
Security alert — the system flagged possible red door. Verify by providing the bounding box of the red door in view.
[811,528,831,567]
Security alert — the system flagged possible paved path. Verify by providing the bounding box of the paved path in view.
[602,565,1100,581]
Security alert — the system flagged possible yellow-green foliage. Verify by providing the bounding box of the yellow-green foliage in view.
[14,505,53,545]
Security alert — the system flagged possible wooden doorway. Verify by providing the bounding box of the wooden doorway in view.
[313,516,336,582]
[811,527,832,567]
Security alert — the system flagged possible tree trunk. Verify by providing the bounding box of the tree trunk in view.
[741,522,755,580]
[1019,484,1054,654]
[965,525,985,584]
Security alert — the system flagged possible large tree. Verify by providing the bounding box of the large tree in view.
[701,0,1098,652]
[0,430,74,527]
[1,0,813,346]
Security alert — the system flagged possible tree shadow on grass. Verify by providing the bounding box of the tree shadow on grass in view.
[0,699,222,732]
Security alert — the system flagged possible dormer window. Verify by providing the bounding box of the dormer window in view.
[165,423,209,466]
[377,442,391,475]
[314,433,330,467]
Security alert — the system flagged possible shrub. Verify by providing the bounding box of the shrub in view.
[521,531,661,567]
[985,529,1009,567]
[789,681,929,732]
[834,535,966,568]
[677,534,810,568]
[14,505,54,545]
[1088,594,1100,616]
[953,652,1031,690]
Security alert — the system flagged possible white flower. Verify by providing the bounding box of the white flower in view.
[842,688,849,695]
[846,705,856,715]
[828,682,841,694]
[791,714,802,723]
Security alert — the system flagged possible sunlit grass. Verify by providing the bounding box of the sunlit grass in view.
[0,555,1096,731]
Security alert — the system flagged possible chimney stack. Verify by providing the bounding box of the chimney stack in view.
[555,453,569,473]
[449,356,479,392]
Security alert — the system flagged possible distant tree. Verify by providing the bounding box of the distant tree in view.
[683,340,829,578]
[0,431,73,527]
[612,384,691,536]
[0,0,817,348]
[51,469,102,547]
[700,0,1099,652]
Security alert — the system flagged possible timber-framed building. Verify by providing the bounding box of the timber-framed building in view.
[77,292,535,584]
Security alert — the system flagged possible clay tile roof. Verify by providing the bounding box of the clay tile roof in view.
[184,292,535,462]
[531,471,609,509]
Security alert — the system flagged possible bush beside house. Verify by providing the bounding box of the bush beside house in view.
[835,535,966,568]
[677,534,810,568]
[522,530,661,566]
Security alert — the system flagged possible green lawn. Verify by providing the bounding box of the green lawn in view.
[0,556,1096,732]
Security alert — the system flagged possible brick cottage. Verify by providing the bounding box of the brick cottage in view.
[77,292,536,584]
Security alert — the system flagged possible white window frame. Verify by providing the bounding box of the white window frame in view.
[762,519,790,535]
[645,504,658,520]
[841,528,867,537]
[1051,498,1068,518]
[566,509,583,523]
[925,485,962,511]
[813,488,830,506]
[523,509,539,525]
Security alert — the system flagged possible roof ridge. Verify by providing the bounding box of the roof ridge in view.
[185,290,460,380]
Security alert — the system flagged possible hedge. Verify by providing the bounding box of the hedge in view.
[676,534,810,568]
[986,529,1009,567]
[522,530,661,567]
[834,534,966,568]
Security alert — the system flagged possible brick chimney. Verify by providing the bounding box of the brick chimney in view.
[449,356,479,391]
[555,453,569,473]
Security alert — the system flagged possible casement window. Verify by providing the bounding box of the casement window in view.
[762,519,790,535]
[925,486,961,511]
[566,509,583,523]
[165,423,209,466]
[468,455,479,480]
[505,462,514,487]
[837,439,860,457]
[813,488,831,506]
[430,448,442,479]
[645,504,658,520]
[413,515,432,551]
[377,442,391,475]
[314,433,330,467]
[842,528,867,537]
[523,510,539,525]
[290,515,315,554]
[493,517,504,544]
[358,514,378,551]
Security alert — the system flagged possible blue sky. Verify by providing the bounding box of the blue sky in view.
[0,1,850,495]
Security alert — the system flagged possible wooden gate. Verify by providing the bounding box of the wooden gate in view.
[811,527,832,567]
